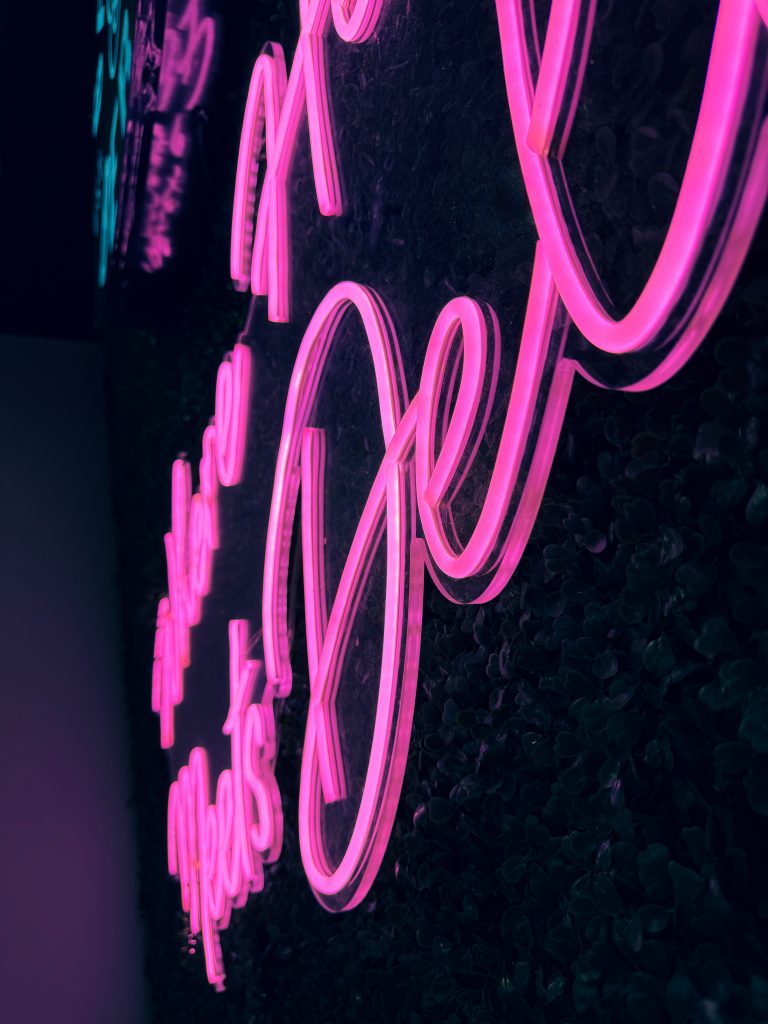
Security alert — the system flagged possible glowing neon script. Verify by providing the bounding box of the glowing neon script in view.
[167,620,282,990]
[230,0,387,322]
[155,0,768,989]
[138,0,218,270]
[93,0,132,286]
[268,2,767,916]
[152,343,251,749]
[261,262,569,915]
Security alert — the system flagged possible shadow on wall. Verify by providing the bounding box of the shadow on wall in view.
[0,336,147,1024]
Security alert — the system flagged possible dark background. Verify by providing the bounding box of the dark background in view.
[3,2,768,1022]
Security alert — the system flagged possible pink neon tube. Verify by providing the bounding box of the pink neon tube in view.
[262,281,423,909]
[495,0,768,357]
[230,0,389,322]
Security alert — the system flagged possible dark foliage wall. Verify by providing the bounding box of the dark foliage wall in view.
[104,1,768,1021]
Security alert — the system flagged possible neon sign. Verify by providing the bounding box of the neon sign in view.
[102,0,219,277]
[230,0,385,322]
[152,0,768,988]
[152,343,251,749]
[139,0,219,271]
[166,620,282,990]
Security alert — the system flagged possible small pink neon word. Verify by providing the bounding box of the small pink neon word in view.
[155,0,768,989]
[167,620,282,990]
[141,120,188,270]
[152,343,251,748]
[494,0,768,377]
[157,0,217,112]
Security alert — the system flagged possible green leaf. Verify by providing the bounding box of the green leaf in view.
[668,861,703,905]
[745,767,768,816]
[739,700,768,754]
[694,616,738,658]
[594,875,622,916]
[642,636,675,674]
[427,797,456,825]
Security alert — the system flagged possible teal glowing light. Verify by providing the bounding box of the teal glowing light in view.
[93,0,132,288]
[92,53,103,138]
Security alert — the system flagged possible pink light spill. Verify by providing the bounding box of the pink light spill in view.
[167,620,282,990]
[415,250,575,604]
[152,343,251,749]
[230,0,388,322]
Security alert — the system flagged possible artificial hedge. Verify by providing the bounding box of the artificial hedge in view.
[104,1,768,1021]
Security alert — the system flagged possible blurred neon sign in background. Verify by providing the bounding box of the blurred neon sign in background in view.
[93,0,219,285]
